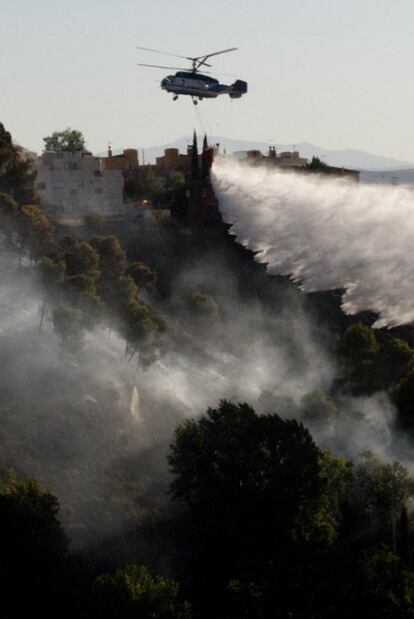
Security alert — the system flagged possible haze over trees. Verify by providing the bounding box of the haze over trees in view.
[2,121,414,617]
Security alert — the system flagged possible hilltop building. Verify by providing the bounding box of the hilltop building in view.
[34,138,220,221]
[243,147,308,168]
[104,146,140,171]
[236,146,359,181]
[34,136,359,222]
[155,148,192,173]
[35,150,124,216]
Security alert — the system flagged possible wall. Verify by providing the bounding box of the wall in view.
[35,152,125,216]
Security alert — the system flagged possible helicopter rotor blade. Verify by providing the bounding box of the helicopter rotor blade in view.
[194,47,238,68]
[136,46,211,67]
[136,63,190,70]
[136,46,191,61]
[193,47,238,61]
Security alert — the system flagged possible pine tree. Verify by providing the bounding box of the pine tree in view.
[202,134,210,178]
[0,123,37,205]
[191,130,199,180]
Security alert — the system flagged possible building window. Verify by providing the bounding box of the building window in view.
[95,188,103,195]
[69,189,78,196]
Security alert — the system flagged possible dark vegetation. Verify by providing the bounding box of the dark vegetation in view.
[124,167,186,207]
[43,127,86,153]
[2,122,414,616]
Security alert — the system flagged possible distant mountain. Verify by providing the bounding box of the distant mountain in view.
[137,136,414,171]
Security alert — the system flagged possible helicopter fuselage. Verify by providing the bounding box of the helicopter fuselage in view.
[161,71,247,100]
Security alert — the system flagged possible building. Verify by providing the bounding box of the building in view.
[103,147,140,171]
[239,146,359,181]
[155,147,191,173]
[35,150,125,216]
[269,147,309,168]
[241,147,308,168]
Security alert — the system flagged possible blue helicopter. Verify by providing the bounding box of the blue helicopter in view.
[136,46,247,105]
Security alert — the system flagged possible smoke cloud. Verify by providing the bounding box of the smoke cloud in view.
[212,158,414,328]
[0,175,411,550]
[0,245,336,547]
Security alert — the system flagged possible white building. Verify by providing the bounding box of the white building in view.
[35,151,124,216]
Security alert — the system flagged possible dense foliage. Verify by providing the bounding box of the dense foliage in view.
[43,127,86,153]
[2,402,414,617]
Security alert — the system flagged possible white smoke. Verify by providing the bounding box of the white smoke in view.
[212,158,414,328]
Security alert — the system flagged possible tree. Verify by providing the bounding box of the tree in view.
[316,450,353,544]
[52,305,84,355]
[354,451,414,552]
[306,156,329,171]
[126,261,157,292]
[378,338,414,389]
[77,290,102,330]
[300,390,336,432]
[17,204,56,263]
[106,275,138,318]
[89,235,126,281]
[165,170,186,194]
[337,322,379,394]
[37,256,66,331]
[43,128,85,153]
[119,299,159,362]
[170,401,323,530]
[0,191,19,246]
[338,322,378,363]
[361,548,414,618]
[124,168,166,202]
[61,236,100,278]
[63,274,102,329]
[184,291,220,323]
[90,565,191,619]
[0,122,37,205]
[0,472,69,617]
[191,130,199,180]
[168,401,325,616]
[201,134,210,178]
[395,370,414,432]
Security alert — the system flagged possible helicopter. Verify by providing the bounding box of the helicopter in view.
[136,46,247,105]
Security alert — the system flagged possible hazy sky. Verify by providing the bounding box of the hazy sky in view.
[1,0,413,160]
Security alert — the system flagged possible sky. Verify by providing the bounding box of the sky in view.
[1,0,414,160]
